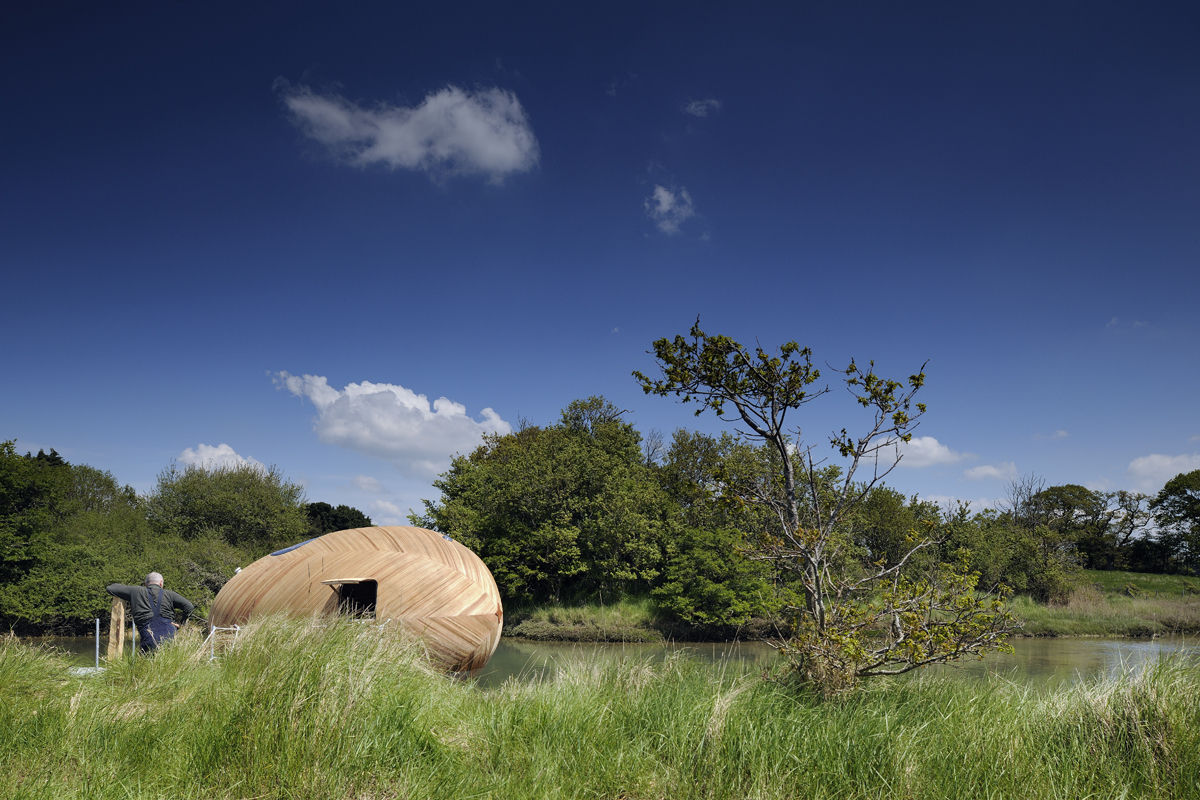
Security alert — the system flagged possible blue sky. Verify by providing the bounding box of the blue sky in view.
[3,2,1198,523]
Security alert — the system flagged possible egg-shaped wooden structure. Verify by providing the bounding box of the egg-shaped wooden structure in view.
[209,526,503,671]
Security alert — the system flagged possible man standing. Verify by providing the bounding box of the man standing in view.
[106,572,195,653]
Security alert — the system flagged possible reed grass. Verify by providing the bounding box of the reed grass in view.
[2,618,1198,799]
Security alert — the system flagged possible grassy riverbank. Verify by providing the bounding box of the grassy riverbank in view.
[1016,569,1200,637]
[4,617,1200,799]
[505,570,1200,643]
[505,596,667,642]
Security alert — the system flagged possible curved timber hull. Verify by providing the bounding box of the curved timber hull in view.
[209,526,503,670]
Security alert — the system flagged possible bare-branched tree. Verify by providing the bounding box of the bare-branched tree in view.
[635,320,1017,692]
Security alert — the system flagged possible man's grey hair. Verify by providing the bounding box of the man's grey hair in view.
[145,572,164,586]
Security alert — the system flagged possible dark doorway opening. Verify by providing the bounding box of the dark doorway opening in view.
[338,580,377,619]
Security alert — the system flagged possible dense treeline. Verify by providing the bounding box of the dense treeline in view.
[3,407,1197,636]
[413,396,1200,631]
[0,441,370,634]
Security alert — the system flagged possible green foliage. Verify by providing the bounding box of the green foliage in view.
[0,442,360,633]
[1028,484,1121,569]
[0,446,158,631]
[633,321,826,429]
[779,559,1015,694]
[0,441,66,585]
[852,487,942,571]
[946,510,1081,603]
[145,462,308,556]
[653,525,775,628]
[305,501,372,535]
[1151,470,1200,574]
[415,397,670,603]
[650,431,780,628]
[635,322,1014,691]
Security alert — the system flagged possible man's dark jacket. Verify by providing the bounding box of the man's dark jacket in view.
[106,584,194,628]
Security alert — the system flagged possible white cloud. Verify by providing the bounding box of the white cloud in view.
[644,185,695,234]
[1106,317,1150,332]
[275,372,511,477]
[1035,429,1069,441]
[281,83,539,182]
[353,475,384,493]
[177,443,264,472]
[1127,453,1200,493]
[895,436,964,468]
[683,98,721,117]
[965,461,1018,481]
[370,499,408,526]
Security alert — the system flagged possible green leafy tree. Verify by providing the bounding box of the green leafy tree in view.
[653,524,775,629]
[652,431,778,628]
[1002,476,1152,575]
[414,397,669,604]
[1150,470,1200,574]
[306,502,373,535]
[0,446,164,632]
[0,441,65,586]
[945,508,1079,603]
[1028,484,1114,569]
[635,321,1015,690]
[145,463,309,557]
[852,487,942,572]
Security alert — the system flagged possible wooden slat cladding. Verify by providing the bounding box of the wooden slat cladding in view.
[209,526,503,670]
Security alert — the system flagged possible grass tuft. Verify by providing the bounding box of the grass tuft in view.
[2,616,1199,798]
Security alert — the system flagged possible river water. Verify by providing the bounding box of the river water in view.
[29,634,1199,687]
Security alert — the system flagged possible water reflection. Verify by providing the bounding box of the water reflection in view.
[925,637,1200,685]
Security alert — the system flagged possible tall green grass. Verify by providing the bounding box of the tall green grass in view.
[2,618,1198,799]
[1015,582,1200,637]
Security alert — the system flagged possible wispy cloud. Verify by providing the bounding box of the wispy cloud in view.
[280,83,539,182]
[370,499,408,526]
[177,443,264,472]
[682,98,721,118]
[274,372,511,477]
[964,461,1018,481]
[1127,452,1200,493]
[353,475,384,493]
[1035,429,1069,441]
[1106,316,1149,332]
[644,185,695,234]
[895,436,964,468]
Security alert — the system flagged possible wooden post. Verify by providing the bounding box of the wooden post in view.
[107,597,126,659]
